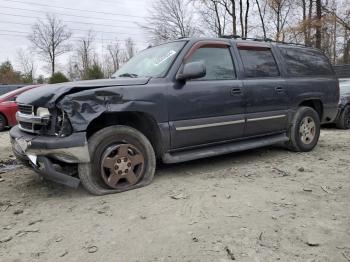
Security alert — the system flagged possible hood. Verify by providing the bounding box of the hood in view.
[16,77,150,108]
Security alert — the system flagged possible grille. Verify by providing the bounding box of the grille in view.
[19,121,33,131]
[18,104,34,115]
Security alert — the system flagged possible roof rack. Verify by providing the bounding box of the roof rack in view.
[220,35,310,47]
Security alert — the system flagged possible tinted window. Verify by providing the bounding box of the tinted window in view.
[238,49,280,78]
[280,46,333,76]
[187,47,235,80]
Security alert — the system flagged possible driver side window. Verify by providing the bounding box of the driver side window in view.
[187,47,235,80]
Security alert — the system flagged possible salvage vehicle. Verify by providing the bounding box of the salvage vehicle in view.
[10,37,339,195]
[0,85,39,131]
[335,78,350,129]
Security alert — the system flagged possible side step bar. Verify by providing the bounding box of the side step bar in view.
[162,133,289,164]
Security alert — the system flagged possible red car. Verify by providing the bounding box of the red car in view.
[0,85,40,131]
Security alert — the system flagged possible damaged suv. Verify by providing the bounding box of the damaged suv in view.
[10,38,339,195]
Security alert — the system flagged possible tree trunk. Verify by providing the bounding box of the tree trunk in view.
[307,0,313,45]
[255,0,266,38]
[344,28,350,64]
[239,0,244,37]
[315,0,322,49]
[231,0,237,35]
[214,1,223,37]
[333,13,337,64]
[51,59,55,77]
[302,0,308,44]
[244,0,249,37]
[276,5,281,41]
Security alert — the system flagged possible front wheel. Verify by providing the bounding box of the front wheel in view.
[287,107,321,152]
[336,105,350,130]
[79,125,156,195]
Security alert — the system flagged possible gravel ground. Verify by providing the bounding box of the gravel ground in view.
[0,128,350,262]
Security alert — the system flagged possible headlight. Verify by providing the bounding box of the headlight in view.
[36,107,51,117]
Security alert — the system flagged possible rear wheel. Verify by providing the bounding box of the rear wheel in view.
[0,114,6,131]
[78,125,156,195]
[336,105,350,130]
[287,107,320,152]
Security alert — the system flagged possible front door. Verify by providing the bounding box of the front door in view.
[168,42,246,149]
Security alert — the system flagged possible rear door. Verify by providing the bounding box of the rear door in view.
[236,43,290,137]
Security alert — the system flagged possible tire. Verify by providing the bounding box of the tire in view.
[78,125,156,195]
[287,107,321,152]
[336,105,350,130]
[0,114,6,132]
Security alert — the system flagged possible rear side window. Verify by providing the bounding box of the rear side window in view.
[238,48,280,78]
[187,47,235,80]
[279,47,333,76]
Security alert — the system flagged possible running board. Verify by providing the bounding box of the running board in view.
[162,133,289,164]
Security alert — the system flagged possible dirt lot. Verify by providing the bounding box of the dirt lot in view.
[0,128,350,262]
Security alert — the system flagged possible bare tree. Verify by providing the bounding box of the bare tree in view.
[28,14,72,77]
[142,0,199,43]
[218,0,237,35]
[16,48,36,83]
[125,38,136,60]
[106,42,122,72]
[268,0,292,41]
[255,0,268,38]
[196,0,229,37]
[76,30,95,79]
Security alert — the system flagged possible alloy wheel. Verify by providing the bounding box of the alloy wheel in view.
[299,116,316,145]
[100,143,145,189]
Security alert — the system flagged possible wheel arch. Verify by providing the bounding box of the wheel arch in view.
[0,112,8,127]
[299,99,323,120]
[86,111,164,158]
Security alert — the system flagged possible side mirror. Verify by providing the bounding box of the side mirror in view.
[176,61,206,81]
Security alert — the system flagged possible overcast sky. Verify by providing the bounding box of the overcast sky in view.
[0,0,150,76]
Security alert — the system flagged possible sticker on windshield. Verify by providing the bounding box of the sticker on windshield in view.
[154,50,177,66]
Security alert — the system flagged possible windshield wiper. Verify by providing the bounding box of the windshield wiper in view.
[118,73,138,78]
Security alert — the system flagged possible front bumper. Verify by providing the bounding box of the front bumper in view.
[10,125,90,164]
[10,126,90,188]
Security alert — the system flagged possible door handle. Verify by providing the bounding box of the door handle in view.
[275,86,284,92]
[231,88,242,96]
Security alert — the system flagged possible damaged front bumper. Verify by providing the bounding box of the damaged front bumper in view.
[10,126,90,188]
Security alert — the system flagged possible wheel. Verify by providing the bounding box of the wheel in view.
[0,114,6,131]
[78,125,156,195]
[287,107,321,152]
[336,105,350,129]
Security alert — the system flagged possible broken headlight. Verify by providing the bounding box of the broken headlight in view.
[56,110,72,137]
[36,107,51,117]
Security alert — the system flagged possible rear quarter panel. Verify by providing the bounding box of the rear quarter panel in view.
[274,46,339,123]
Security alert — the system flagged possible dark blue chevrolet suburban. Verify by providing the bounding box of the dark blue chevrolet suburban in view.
[10,38,339,195]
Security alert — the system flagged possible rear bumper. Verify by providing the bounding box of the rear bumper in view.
[10,125,90,164]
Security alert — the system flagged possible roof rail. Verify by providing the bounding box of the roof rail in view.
[220,35,310,47]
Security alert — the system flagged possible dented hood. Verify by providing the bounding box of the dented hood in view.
[16,77,150,108]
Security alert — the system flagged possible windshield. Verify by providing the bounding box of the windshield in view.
[340,79,350,95]
[113,41,186,78]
